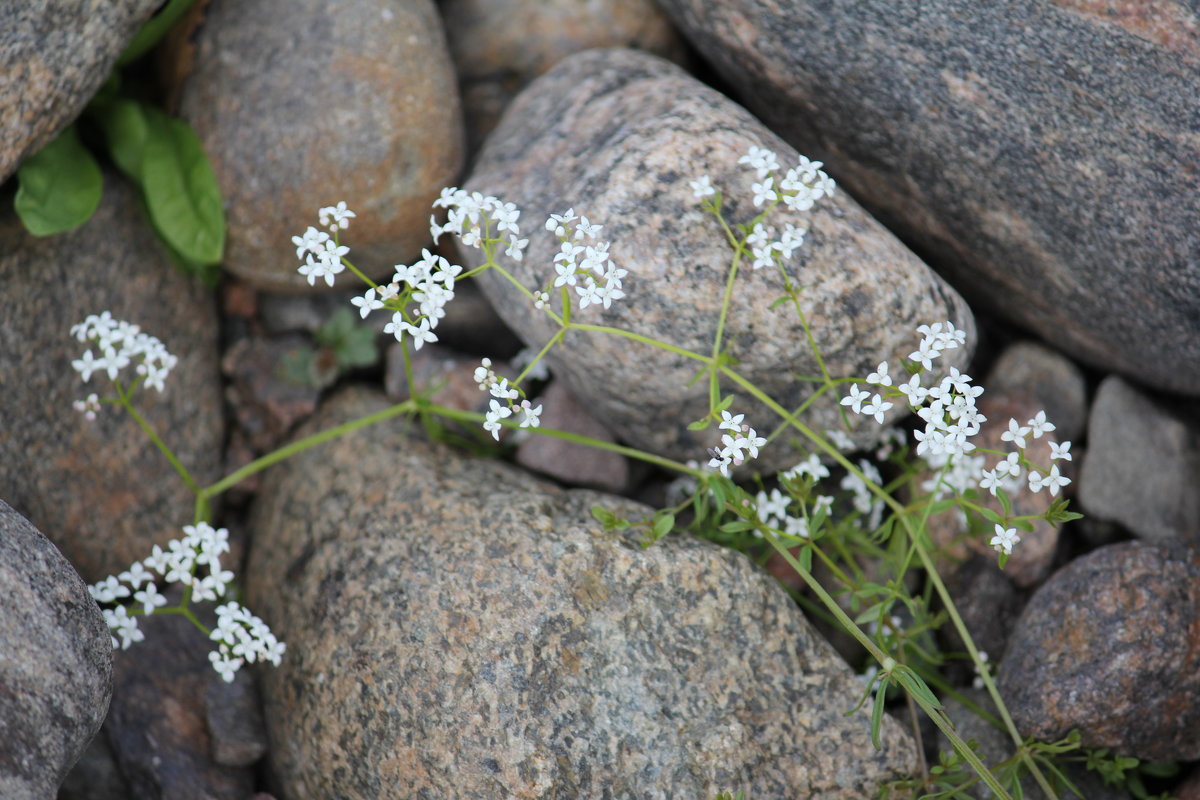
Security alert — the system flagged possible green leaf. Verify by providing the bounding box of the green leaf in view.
[797,545,812,572]
[94,98,150,181]
[894,666,942,710]
[14,124,103,235]
[978,507,1004,526]
[118,0,198,65]
[997,487,1013,517]
[870,681,887,749]
[687,417,711,432]
[719,520,758,533]
[141,108,225,265]
[652,512,675,539]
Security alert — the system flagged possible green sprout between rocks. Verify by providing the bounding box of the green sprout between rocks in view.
[70,146,1177,798]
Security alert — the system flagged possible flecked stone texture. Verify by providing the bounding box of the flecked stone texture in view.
[464,49,974,472]
[442,0,686,155]
[247,388,917,798]
[0,0,159,181]
[1079,376,1200,543]
[656,0,1200,394]
[516,380,630,492]
[205,670,269,768]
[0,174,223,584]
[0,500,112,800]
[998,541,1200,760]
[166,0,464,292]
[984,341,1088,442]
[106,600,254,799]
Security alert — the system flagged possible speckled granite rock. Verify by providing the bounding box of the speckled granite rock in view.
[247,388,917,798]
[998,541,1200,761]
[655,0,1200,394]
[464,48,974,472]
[0,500,112,800]
[0,174,223,584]
[1079,376,1200,543]
[0,0,158,181]
[442,0,686,155]
[105,598,254,799]
[166,0,464,291]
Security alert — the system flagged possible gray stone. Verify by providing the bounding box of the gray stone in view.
[655,0,1200,394]
[940,554,1022,673]
[166,0,464,291]
[57,733,132,800]
[0,173,224,584]
[516,380,630,492]
[0,500,112,800]
[106,599,255,799]
[464,48,974,472]
[247,388,917,798]
[442,0,687,155]
[0,0,159,181]
[1078,376,1200,543]
[998,541,1200,761]
[205,670,269,768]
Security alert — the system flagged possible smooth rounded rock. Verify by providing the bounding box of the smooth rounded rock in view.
[0,0,158,181]
[168,0,464,291]
[0,500,112,800]
[984,341,1088,442]
[1078,375,1200,543]
[0,173,224,583]
[464,48,974,472]
[655,0,1200,394]
[247,388,917,798]
[998,541,1200,760]
[442,0,686,155]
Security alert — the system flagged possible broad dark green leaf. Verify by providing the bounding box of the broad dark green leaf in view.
[94,98,150,181]
[141,109,225,264]
[14,125,103,235]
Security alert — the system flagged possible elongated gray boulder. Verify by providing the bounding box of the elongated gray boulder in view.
[656,0,1200,394]
[0,0,159,181]
[247,388,917,798]
[464,48,974,471]
[0,500,112,799]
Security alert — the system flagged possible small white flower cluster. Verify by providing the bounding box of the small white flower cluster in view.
[367,248,462,351]
[841,459,886,530]
[209,602,286,683]
[473,357,542,440]
[979,412,1073,498]
[706,410,767,477]
[292,201,355,287]
[70,312,178,399]
[746,221,806,270]
[754,455,835,540]
[989,524,1021,556]
[544,209,627,310]
[431,187,529,261]
[88,522,284,682]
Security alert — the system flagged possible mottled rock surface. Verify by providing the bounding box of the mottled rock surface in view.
[106,604,255,799]
[516,380,630,492]
[247,388,917,798]
[222,334,321,453]
[0,0,158,181]
[465,48,974,471]
[1078,376,1200,543]
[656,0,1200,394]
[998,541,1200,760]
[0,500,112,800]
[0,174,223,583]
[167,0,464,291]
[940,554,1022,671]
[443,0,686,154]
[984,341,1089,441]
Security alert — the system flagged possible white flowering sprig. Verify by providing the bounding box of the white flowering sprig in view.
[473,357,543,441]
[538,209,628,311]
[292,202,355,287]
[88,522,284,683]
[70,312,179,404]
[705,410,767,477]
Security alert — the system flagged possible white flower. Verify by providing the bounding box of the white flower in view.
[351,288,384,319]
[996,452,1022,479]
[718,410,745,431]
[474,357,496,390]
[290,226,329,258]
[1048,441,1073,462]
[751,177,777,207]
[403,318,438,351]
[979,468,1002,496]
[118,562,153,589]
[1000,418,1031,450]
[483,399,512,441]
[738,145,779,179]
[506,235,529,260]
[73,393,101,420]
[826,429,855,451]
[546,208,577,237]
[1028,464,1070,496]
[519,400,542,429]
[489,378,519,401]
[756,488,790,524]
[781,453,830,481]
[860,394,893,424]
[90,575,131,604]
[318,201,355,230]
[690,175,716,198]
[989,524,1020,555]
[840,383,870,414]
[866,362,892,387]
[1027,410,1056,439]
[133,583,168,615]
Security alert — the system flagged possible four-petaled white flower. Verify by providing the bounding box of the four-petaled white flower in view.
[1048,441,1073,462]
[690,175,716,198]
[840,384,870,414]
[1000,418,1032,450]
[989,524,1020,555]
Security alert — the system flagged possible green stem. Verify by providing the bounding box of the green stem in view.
[120,399,200,494]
